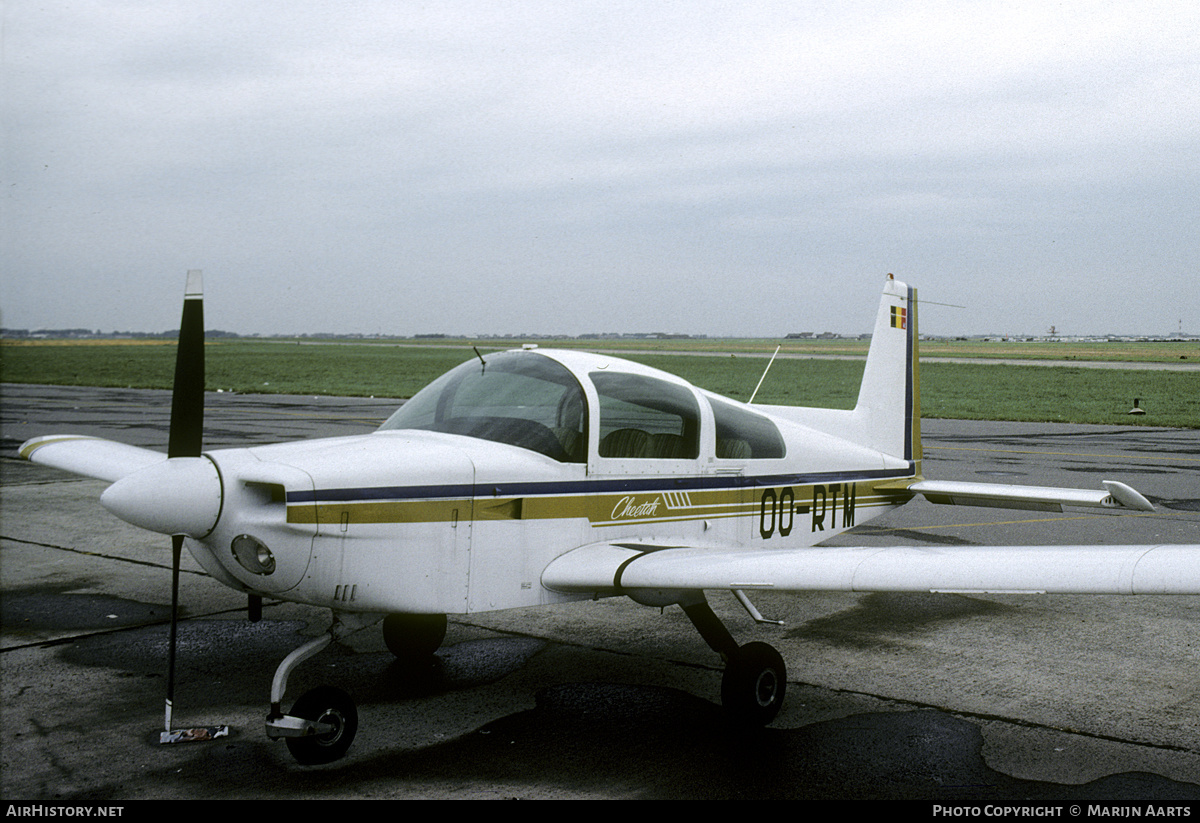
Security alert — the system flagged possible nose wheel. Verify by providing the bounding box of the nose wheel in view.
[284,686,358,766]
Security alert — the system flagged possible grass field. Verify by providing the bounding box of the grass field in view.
[340,335,1200,363]
[3,338,1198,428]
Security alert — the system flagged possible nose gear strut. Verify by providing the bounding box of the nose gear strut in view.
[265,612,381,765]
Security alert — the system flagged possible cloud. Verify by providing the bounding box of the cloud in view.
[4,1,1198,337]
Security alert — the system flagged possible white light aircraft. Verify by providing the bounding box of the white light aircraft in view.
[19,272,1200,765]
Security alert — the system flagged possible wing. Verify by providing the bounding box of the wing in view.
[542,540,1200,597]
[19,435,167,483]
[906,479,1154,512]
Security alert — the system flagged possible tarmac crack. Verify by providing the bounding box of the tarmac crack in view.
[1,533,201,573]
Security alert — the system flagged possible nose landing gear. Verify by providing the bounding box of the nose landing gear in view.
[265,612,378,765]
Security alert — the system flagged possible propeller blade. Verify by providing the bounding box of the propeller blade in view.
[168,270,205,460]
[159,270,228,745]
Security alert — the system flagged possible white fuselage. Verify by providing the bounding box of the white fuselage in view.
[187,378,915,616]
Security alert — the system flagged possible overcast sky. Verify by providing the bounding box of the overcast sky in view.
[3,2,1198,338]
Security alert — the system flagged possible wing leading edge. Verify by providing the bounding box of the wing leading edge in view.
[542,540,1200,597]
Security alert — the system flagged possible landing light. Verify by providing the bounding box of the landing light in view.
[232,534,275,575]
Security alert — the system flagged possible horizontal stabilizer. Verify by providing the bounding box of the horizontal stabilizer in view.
[908,479,1154,512]
[19,435,167,483]
[543,541,1200,596]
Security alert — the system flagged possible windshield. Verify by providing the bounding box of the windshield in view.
[379,351,587,462]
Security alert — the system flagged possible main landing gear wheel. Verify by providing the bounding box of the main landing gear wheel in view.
[382,613,447,660]
[285,686,358,765]
[721,642,787,726]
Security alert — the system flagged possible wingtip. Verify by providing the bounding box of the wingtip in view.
[1102,480,1155,512]
[18,434,94,461]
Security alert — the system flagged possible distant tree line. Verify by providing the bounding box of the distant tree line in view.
[1,328,242,339]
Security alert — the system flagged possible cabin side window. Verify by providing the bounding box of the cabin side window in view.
[709,396,786,459]
[590,372,700,459]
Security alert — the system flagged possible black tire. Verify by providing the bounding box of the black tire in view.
[382,613,447,659]
[285,686,358,765]
[720,641,787,726]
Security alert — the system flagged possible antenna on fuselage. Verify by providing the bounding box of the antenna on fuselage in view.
[473,345,487,371]
[748,344,781,404]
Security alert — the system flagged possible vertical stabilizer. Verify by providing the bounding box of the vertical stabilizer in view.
[751,275,922,475]
[852,274,921,469]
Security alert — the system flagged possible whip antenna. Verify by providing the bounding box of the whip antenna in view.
[748,345,781,404]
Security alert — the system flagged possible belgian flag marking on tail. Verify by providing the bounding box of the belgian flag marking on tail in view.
[890,305,907,329]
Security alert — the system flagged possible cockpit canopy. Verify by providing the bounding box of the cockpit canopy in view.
[379,350,785,463]
[379,351,588,462]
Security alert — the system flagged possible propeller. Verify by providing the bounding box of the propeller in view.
[159,270,229,745]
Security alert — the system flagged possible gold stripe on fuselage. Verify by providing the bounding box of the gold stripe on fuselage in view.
[287,480,911,531]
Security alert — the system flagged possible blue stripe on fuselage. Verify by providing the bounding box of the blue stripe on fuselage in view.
[286,463,916,505]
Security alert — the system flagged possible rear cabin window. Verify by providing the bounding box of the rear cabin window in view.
[590,372,700,459]
[709,396,786,459]
[379,352,587,462]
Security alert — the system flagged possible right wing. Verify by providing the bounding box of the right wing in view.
[542,540,1200,597]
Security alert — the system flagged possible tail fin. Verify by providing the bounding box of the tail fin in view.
[852,274,921,470]
[754,275,921,474]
